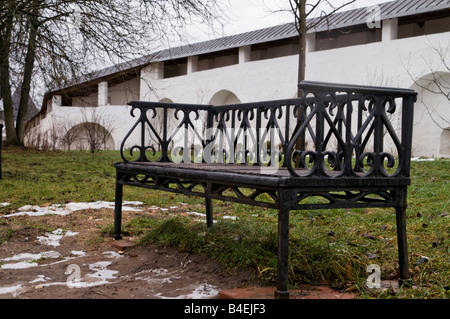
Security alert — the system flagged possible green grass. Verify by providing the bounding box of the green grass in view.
[0,148,449,298]
[0,148,180,211]
[0,148,117,209]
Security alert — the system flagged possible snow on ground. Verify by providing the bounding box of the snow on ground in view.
[37,228,78,247]
[0,251,61,269]
[155,283,220,299]
[0,249,123,291]
[0,241,221,298]
[0,200,222,298]
[1,201,144,218]
[411,157,437,162]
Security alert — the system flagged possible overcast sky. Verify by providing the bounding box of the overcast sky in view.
[183,0,390,43]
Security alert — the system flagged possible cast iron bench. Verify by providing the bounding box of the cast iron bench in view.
[113,81,417,298]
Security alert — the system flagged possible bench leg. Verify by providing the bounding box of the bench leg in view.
[205,197,213,229]
[114,180,123,240]
[396,205,410,285]
[275,192,290,299]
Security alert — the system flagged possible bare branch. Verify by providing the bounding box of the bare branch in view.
[406,42,450,130]
[1,0,227,145]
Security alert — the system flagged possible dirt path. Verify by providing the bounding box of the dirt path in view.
[0,206,252,299]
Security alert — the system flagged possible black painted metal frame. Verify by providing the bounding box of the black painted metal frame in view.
[113,81,417,298]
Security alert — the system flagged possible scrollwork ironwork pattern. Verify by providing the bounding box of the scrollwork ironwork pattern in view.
[120,101,211,163]
[120,82,416,179]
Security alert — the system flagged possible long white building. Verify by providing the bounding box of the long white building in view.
[26,0,450,158]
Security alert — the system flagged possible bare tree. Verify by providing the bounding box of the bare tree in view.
[278,0,356,97]
[80,108,116,152]
[58,117,81,151]
[268,1,355,162]
[25,126,43,149]
[0,0,226,147]
[97,112,116,151]
[47,117,62,151]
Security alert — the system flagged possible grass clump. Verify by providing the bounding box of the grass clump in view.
[139,217,204,252]
[134,213,367,287]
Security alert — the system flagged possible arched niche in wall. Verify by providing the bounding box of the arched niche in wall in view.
[155,98,176,152]
[63,122,115,151]
[440,128,450,156]
[409,71,450,157]
[209,90,241,106]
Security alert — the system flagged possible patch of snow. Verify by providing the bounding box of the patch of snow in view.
[29,261,119,289]
[222,216,238,220]
[182,283,220,299]
[37,228,78,247]
[29,275,52,283]
[135,268,169,277]
[187,211,237,221]
[0,284,23,296]
[150,268,170,276]
[0,202,10,207]
[411,157,436,162]
[156,283,220,299]
[70,251,86,257]
[1,261,39,269]
[0,251,60,269]
[102,251,123,259]
[62,261,119,289]
[134,268,180,285]
[187,212,206,217]
[148,205,179,211]
[2,201,143,218]
[64,201,143,212]
[83,261,118,286]
[36,281,67,288]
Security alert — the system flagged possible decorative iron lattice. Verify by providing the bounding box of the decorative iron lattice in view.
[120,82,416,181]
[292,189,398,210]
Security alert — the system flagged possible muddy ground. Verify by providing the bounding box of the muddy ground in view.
[0,203,357,300]
[0,206,254,299]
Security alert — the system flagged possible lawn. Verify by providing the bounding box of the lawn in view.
[0,148,448,298]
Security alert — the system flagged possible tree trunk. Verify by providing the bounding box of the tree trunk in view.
[16,2,41,146]
[297,0,307,98]
[0,10,18,146]
[295,0,307,163]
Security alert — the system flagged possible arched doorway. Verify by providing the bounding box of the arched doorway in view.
[209,90,241,106]
[152,98,175,152]
[64,122,115,151]
[410,71,450,157]
[440,128,450,156]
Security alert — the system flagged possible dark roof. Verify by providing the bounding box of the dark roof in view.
[309,0,450,33]
[149,0,450,62]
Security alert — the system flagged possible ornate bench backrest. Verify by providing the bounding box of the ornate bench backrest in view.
[120,81,417,178]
